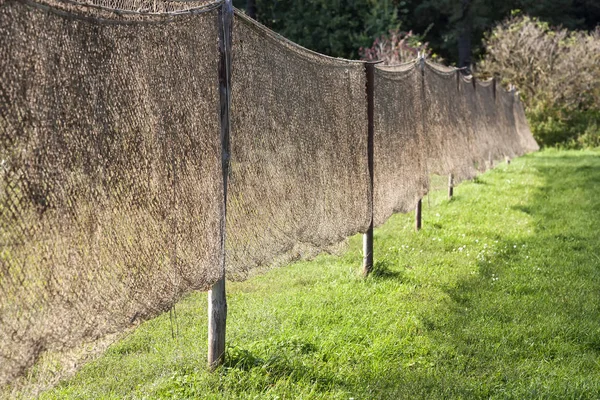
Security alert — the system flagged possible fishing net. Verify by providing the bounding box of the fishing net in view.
[372,62,427,226]
[495,86,524,159]
[68,0,214,13]
[469,77,504,168]
[422,61,479,183]
[226,12,370,279]
[514,93,540,153]
[0,0,223,384]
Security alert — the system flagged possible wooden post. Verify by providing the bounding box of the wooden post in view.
[362,227,373,277]
[456,69,460,92]
[415,199,422,231]
[208,0,233,370]
[208,278,227,369]
[448,173,454,199]
[362,62,376,277]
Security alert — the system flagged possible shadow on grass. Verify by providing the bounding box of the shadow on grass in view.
[440,153,600,391]
[370,259,405,280]
[452,152,599,309]
[222,338,344,391]
[361,152,600,398]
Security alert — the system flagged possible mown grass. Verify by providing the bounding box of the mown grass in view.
[33,149,600,399]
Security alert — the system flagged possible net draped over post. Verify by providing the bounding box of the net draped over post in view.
[0,0,223,384]
[371,58,537,218]
[372,62,428,226]
[421,61,480,183]
[225,12,371,279]
[467,77,502,168]
[513,91,539,153]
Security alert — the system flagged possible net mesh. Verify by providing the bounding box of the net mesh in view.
[0,0,222,384]
[422,61,479,183]
[226,12,370,279]
[469,77,502,168]
[514,93,539,153]
[373,62,427,226]
[0,1,539,387]
[68,0,214,13]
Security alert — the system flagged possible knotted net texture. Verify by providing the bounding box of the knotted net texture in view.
[467,77,503,168]
[226,12,370,279]
[514,93,539,153]
[496,86,521,159]
[422,61,479,183]
[68,0,214,13]
[0,0,223,384]
[373,62,428,226]
[374,59,537,210]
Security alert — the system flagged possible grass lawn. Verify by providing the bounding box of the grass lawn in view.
[31,149,600,399]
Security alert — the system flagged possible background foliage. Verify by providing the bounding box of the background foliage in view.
[358,29,436,65]
[478,15,600,147]
[234,0,599,63]
[233,0,401,59]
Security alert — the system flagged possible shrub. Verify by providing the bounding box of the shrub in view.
[359,29,439,65]
[478,14,600,147]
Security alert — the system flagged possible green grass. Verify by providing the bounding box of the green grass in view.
[32,149,600,399]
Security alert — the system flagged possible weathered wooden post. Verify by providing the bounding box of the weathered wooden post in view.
[208,278,226,369]
[362,62,376,277]
[448,173,454,199]
[208,0,233,370]
[362,227,373,277]
[415,199,422,231]
[456,69,461,92]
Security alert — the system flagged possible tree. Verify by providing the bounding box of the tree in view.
[359,29,434,64]
[235,0,401,59]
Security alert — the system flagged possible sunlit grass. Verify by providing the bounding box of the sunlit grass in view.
[31,148,600,399]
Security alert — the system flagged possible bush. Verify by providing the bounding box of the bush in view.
[478,14,600,147]
[359,29,438,65]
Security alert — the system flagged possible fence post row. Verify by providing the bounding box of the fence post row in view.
[205,14,522,366]
[208,0,233,370]
[362,62,376,277]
